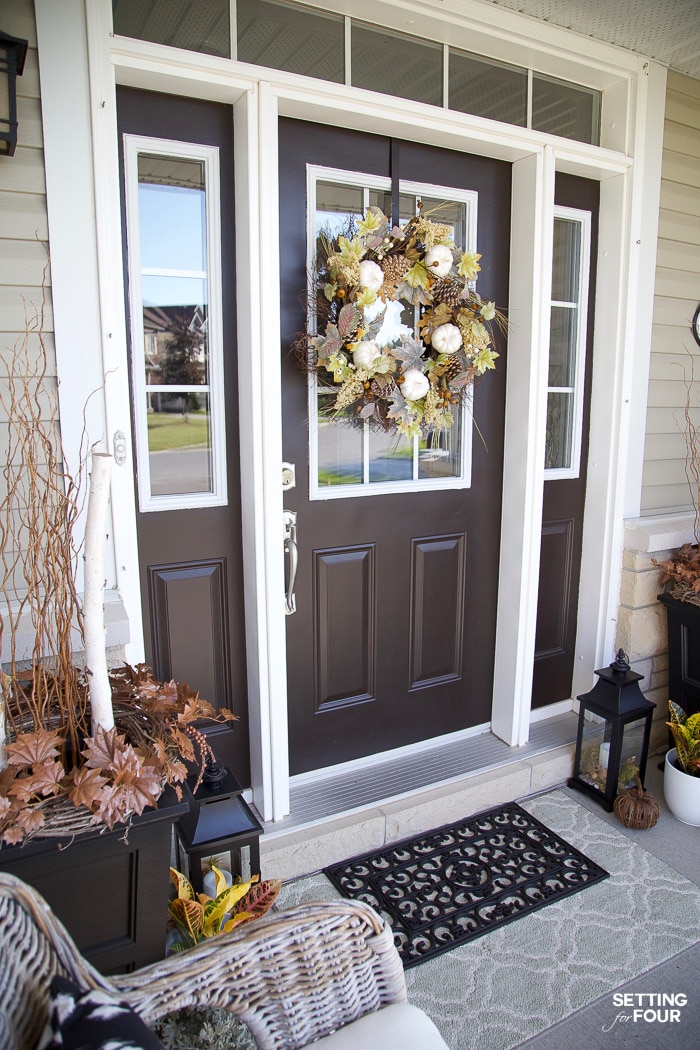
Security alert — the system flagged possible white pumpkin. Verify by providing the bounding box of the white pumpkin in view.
[402,368,430,401]
[358,259,384,292]
[353,340,382,369]
[424,244,453,278]
[431,322,462,355]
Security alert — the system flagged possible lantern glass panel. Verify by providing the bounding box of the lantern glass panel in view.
[577,713,612,795]
[619,717,646,789]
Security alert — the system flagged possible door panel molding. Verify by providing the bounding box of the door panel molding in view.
[314,545,376,712]
[534,519,574,659]
[409,534,466,691]
[148,558,232,709]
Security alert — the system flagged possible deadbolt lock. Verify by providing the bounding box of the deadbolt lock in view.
[282,462,296,490]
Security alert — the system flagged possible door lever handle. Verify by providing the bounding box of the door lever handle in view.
[283,509,298,615]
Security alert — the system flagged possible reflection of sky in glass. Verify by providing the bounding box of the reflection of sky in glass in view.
[316,209,361,241]
[142,275,207,308]
[365,299,413,348]
[139,183,206,271]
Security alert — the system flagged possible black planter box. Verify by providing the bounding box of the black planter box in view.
[0,790,186,975]
[659,592,700,718]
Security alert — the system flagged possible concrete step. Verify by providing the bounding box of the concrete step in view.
[260,737,576,881]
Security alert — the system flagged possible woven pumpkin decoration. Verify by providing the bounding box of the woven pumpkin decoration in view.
[613,777,660,829]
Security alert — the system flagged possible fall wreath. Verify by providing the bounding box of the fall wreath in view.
[300,205,504,439]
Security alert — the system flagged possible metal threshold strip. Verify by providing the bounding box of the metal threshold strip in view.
[262,713,578,837]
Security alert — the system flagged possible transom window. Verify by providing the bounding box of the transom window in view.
[308,168,477,500]
[123,136,227,511]
[544,208,592,478]
[112,0,601,145]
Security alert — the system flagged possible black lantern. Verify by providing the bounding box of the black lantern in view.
[568,650,656,811]
[175,758,263,894]
[0,32,27,157]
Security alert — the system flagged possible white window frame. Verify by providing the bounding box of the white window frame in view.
[123,134,228,512]
[307,164,479,500]
[544,205,592,481]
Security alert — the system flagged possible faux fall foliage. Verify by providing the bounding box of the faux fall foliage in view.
[0,665,236,846]
[300,205,504,439]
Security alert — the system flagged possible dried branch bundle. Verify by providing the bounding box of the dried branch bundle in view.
[0,285,237,847]
[0,281,88,756]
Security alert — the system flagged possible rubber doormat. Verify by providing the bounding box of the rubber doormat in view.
[324,801,609,968]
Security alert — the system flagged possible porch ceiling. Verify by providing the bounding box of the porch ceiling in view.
[487,0,700,80]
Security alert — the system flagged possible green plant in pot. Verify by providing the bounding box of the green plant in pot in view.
[663,701,700,826]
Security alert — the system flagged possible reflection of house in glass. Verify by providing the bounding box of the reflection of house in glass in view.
[142,303,208,414]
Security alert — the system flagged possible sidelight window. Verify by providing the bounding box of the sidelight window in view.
[544,208,591,478]
[123,136,227,511]
[308,168,477,499]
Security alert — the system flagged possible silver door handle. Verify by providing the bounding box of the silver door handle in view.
[283,510,298,615]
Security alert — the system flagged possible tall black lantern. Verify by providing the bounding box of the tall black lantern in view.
[0,32,27,157]
[568,650,656,811]
[175,759,263,894]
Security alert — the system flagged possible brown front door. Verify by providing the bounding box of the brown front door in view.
[279,120,511,775]
[117,88,249,784]
[532,173,599,708]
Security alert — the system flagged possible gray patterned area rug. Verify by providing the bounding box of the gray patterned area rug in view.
[323,801,608,967]
[277,789,700,1050]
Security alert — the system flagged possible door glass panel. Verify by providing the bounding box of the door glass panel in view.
[138,158,206,271]
[148,392,213,496]
[545,209,591,478]
[419,410,463,480]
[548,306,576,387]
[368,429,413,483]
[124,138,226,510]
[317,396,363,487]
[552,218,581,302]
[310,170,476,498]
[545,391,573,470]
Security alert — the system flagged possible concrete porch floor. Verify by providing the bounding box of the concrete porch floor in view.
[259,726,700,1050]
[260,713,578,881]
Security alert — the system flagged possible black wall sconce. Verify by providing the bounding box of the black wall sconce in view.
[0,31,28,157]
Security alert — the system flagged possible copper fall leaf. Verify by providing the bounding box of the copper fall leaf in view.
[105,748,162,815]
[15,808,45,835]
[5,729,64,769]
[69,766,109,811]
[8,760,64,802]
[168,725,196,763]
[82,725,129,770]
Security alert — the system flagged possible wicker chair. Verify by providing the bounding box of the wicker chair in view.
[0,872,448,1049]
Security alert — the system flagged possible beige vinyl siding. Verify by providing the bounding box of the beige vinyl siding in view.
[642,71,700,516]
[0,0,57,605]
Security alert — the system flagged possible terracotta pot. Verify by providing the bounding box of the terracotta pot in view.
[664,749,700,826]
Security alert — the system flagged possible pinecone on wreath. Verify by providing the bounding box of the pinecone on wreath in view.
[381,253,411,290]
[431,277,463,308]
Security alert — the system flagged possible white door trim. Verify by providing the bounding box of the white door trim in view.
[35,0,665,822]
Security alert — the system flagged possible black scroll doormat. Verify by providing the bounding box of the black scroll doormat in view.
[324,801,609,968]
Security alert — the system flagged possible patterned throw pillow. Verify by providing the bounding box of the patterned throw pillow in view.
[37,976,166,1050]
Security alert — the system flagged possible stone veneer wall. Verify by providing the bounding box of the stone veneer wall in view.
[617,512,696,755]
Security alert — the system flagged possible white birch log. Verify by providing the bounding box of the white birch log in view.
[0,691,6,771]
[83,450,114,732]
